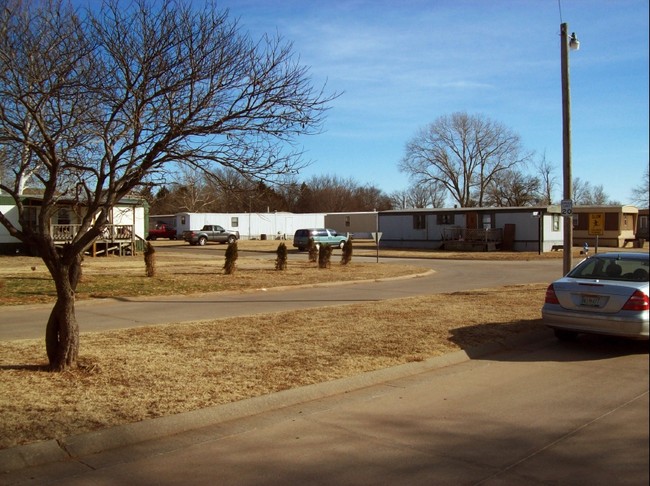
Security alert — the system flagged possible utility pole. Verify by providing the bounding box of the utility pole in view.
[561,22,579,275]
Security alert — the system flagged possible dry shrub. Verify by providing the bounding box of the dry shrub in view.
[307,238,318,262]
[223,241,238,274]
[318,245,332,269]
[275,242,288,270]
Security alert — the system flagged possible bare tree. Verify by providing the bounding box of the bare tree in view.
[484,169,542,207]
[273,175,302,211]
[590,185,610,206]
[534,152,557,205]
[631,166,649,208]
[0,0,334,371]
[388,189,411,210]
[572,178,592,205]
[169,166,217,213]
[350,185,392,211]
[293,174,390,212]
[390,182,446,209]
[572,178,612,205]
[302,174,355,212]
[399,112,531,207]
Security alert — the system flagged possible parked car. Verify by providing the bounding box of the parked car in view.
[146,222,177,240]
[183,225,239,246]
[293,228,348,251]
[542,252,649,341]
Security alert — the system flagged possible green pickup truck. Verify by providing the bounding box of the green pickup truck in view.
[293,228,348,251]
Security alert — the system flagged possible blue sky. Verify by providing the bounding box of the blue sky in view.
[213,0,649,205]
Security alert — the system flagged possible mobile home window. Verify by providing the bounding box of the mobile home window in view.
[231,217,239,228]
[57,209,70,225]
[413,214,426,230]
[553,214,560,232]
[605,213,618,230]
[639,215,648,230]
[345,216,351,227]
[437,213,455,225]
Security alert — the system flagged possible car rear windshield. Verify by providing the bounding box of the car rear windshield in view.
[568,256,649,282]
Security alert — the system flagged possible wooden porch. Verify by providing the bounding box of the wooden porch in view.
[52,224,138,256]
[441,227,503,252]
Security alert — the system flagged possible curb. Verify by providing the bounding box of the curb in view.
[0,328,553,474]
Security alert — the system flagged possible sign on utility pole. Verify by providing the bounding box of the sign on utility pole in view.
[371,232,382,263]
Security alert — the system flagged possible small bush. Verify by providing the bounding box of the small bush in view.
[307,238,318,263]
[318,244,332,269]
[275,242,288,270]
[341,238,353,265]
[223,241,238,274]
[144,242,156,277]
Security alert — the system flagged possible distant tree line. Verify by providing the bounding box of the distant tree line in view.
[142,168,394,214]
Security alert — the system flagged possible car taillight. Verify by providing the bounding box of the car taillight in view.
[622,290,649,311]
[545,284,559,304]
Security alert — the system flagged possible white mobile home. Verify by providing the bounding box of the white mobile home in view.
[0,194,147,255]
[150,212,327,240]
[376,206,564,252]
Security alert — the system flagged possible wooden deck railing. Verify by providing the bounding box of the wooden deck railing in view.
[51,224,134,242]
[442,227,503,243]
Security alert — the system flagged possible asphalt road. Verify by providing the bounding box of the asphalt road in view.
[0,258,563,341]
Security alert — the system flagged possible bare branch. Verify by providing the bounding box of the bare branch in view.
[399,112,530,207]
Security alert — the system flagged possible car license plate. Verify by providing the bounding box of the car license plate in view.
[581,295,600,307]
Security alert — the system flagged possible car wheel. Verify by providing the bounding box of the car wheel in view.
[338,241,345,249]
[198,236,207,246]
[553,328,578,341]
[227,235,236,245]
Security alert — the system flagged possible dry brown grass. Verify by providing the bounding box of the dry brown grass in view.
[0,240,561,450]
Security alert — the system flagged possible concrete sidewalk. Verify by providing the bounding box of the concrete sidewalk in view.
[1,330,552,480]
[2,328,648,486]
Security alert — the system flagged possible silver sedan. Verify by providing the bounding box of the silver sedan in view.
[542,252,649,340]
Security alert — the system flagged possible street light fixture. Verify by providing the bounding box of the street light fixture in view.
[561,22,579,275]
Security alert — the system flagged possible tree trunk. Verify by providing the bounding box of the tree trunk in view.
[44,250,83,371]
[45,290,79,371]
